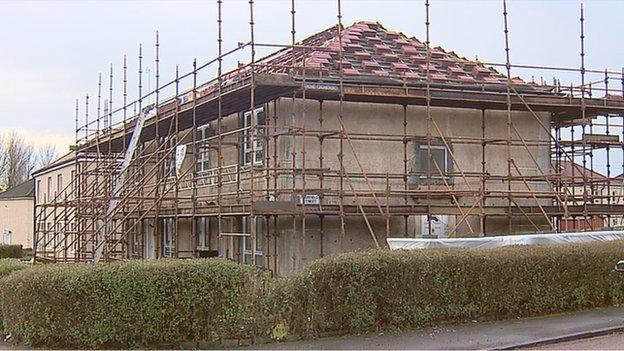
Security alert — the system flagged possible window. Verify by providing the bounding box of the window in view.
[242,107,266,166]
[241,216,265,268]
[162,136,177,178]
[196,125,213,173]
[197,217,210,250]
[2,230,11,245]
[412,141,453,184]
[47,177,52,202]
[57,174,63,198]
[36,180,41,204]
[162,218,175,258]
[131,143,145,184]
[54,222,62,251]
[46,223,52,249]
[70,170,76,195]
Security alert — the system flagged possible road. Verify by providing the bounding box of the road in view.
[532,332,624,350]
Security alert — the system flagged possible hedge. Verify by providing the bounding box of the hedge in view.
[0,245,22,259]
[285,241,624,335]
[0,259,267,348]
[0,259,27,279]
[2,241,624,348]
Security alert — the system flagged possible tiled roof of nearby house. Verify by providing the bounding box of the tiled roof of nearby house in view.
[0,179,35,199]
[198,21,550,97]
[559,161,606,180]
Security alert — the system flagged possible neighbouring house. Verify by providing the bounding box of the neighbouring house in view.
[558,161,624,230]
[0,179,35,248]
[32,151,79,259]
[34,21,624,276]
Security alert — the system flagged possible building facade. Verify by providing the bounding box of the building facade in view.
[0,180,34,249]
[33,21,624,276]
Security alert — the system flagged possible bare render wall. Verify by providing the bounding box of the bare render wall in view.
[133,96,552,275]
[270,98,552,275]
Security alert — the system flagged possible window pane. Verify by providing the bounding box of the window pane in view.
[418,146,447,174]
[431,149,446,173]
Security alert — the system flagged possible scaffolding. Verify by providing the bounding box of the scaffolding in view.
[33,0,624,273]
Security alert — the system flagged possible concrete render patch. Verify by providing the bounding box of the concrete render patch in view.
[256,306,624,350]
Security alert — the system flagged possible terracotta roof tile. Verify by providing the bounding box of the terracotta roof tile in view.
[371,69,389,76]
[343,68,360,75]
[195,20,546,97]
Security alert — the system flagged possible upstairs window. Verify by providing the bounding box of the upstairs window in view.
[47,177,52,202]
[162,136,177,178]
[411,140,453,185]
[196,124,213,173]
[242,107,266,166]
[57,174,63,198]
[131,143,145,184]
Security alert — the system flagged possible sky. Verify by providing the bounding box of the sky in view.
[1,0,623,156]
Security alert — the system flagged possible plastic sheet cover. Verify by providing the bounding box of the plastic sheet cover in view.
[387,230,624,250]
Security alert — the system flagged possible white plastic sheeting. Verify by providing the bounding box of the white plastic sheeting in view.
[387,230,624,250]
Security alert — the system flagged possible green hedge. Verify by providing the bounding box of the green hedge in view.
[285,241,624,335]
[0,259,266,348]
[0,245,22,259]
[0,259,26,278]
[2,241,624,348]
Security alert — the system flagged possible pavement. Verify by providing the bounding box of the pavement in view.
[258,306,624,350]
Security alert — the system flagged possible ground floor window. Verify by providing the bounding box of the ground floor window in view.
[241,216,265,268]
[197,217,210,250]
[162,218,175,258]
[2,230,11,245]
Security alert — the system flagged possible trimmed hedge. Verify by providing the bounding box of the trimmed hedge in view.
[0,259,28,332]
[285,241,624,335]
[0,259,267,348]
[0,245,22,259]
[2,241,624,348]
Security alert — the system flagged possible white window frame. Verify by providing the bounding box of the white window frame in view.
[131,143,145,184]
[196,217,210,250]
[47,176,52,203]
[36,180,41,204]
[70,170,76,195]
[241,216,264,268]
[57,174,63,198]
[196,124,213,173]
[162,218,175,258]
[417,144,451,179]
[2,230,11,245]
[242,107,265,166]
[162,136,177,179]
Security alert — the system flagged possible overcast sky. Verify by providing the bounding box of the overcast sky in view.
[1,0,623,155]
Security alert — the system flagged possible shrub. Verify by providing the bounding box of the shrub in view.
[0,259,266,348]
[0,259,27,279]
[0,245,22,259]
[286,241,624,336]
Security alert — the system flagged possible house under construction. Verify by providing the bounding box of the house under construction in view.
[33,1,624,276]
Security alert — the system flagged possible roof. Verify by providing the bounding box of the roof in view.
[195,21,549,97]
[0,179,34,199]
[31,151,76,177]
[559,161,607,180]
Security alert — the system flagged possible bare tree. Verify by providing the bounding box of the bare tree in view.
[1,131,36,190]
[37,144,58,168]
